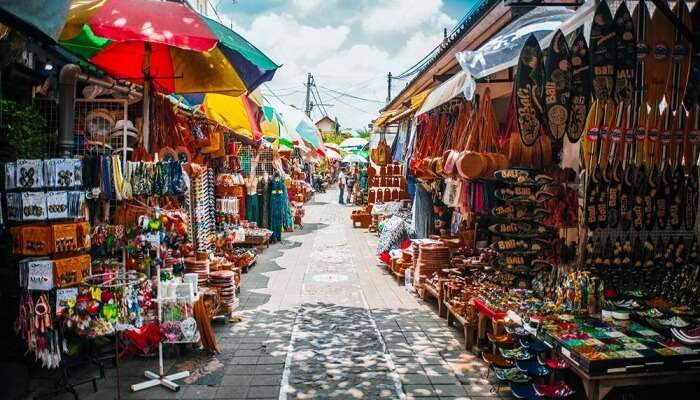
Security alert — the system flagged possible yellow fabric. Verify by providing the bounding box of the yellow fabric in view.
[60,0,106,40]
[410,89,431,110]
[171,47,247,96]
[374,109,400,128]
[202,93,254,138]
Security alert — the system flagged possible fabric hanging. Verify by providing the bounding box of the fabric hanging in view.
[268,176,287,242]
[412,183,433,239]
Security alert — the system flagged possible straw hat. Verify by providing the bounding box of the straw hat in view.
[85,109,115,141]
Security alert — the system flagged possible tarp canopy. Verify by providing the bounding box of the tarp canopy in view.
[387,89,432,123]
[456,3,590,80]
[0,0,71,41]
[339,137,368,150]
[275,104,323,150]
[202,93,262,140]
[374,109,402,128]
[416,71,470,116]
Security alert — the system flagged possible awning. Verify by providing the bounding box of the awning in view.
[456,2,590,80]
[387,89,431,124]
[374,109,401,128]
[0,0,71,42]
[416,71,470,116]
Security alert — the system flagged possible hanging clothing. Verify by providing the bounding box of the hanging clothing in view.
[412,183,433,239]
[246,194,259,223]
[257,177,270,228]
[268,176,287,242]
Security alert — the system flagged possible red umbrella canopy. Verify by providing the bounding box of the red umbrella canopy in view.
[83,0,217,51]
[60,0,276,95]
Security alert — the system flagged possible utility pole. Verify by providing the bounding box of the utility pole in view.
[304,73,313,117]
[386,72,392,103]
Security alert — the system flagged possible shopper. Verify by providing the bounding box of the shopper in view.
[338,169,346,204]
[346,172,356,205]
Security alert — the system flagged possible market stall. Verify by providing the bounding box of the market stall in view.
[368,0,700,398]
[0,0,298,396]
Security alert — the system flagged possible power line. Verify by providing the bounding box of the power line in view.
[317,85,384,104]
[263,83,288,106]
[333,96,377,115]
[312,83,330,117]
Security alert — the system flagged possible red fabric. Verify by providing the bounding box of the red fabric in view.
[88,0,217,51]
[473,298,507,320]
[90,41,176,93]
[241,95,263,141]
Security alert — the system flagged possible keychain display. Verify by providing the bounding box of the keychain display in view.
[19,259,54,291]
[44,159,82,188]
[21,191,47,220]
[15,159,45,189]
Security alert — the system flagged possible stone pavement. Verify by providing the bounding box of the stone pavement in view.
[31,188,505,400]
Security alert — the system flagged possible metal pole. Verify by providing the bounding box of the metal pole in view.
[304,73,312,117]
[142,43,151,152]
[386,72,392,103]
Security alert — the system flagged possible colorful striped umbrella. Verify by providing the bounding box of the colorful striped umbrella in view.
[59,0,278,95]
[274,104,324,150]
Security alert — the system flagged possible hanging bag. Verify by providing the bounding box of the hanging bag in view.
[371,130,391,166]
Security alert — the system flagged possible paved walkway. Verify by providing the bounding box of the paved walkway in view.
[37,188,500,400]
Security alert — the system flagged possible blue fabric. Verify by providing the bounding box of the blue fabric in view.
[219,46,277,91]
[338,187,345,204]
[0,0,70,41]
[246,194,260,223]
[412,184,433,239]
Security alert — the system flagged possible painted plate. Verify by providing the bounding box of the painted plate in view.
[590,0,616,102]
[544,29,571,141]
[515,34,545,147]
[567,31,591,142]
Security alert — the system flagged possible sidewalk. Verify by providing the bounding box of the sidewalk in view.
[37,188,502,400]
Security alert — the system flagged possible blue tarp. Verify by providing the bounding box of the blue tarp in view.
[0,0,70,41]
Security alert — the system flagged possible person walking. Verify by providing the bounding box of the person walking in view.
[338,169,346,204]
[346,172,356,205]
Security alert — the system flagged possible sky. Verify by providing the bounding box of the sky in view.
[201,0,477,131]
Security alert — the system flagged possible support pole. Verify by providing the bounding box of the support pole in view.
[386,72,392,103]
[142,43,151,152]
[304,73,312,117]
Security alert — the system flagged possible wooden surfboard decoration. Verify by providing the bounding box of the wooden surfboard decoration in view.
[544,29,571,142]
[684,4,700,109]
[567,31,591,143]
[646,4,675,106]
[515,34,545,147]
[667,0,692,112]
[590,0,616,102]
[613,1,636,107]
[633,0,651,108]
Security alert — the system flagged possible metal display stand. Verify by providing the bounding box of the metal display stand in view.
[130,206,191,392]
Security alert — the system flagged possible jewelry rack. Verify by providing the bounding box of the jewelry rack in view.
[131,205,191,393]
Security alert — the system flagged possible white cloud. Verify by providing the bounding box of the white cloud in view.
[362,0,453,33]
[223,0,458,129]
[292,0,328,15]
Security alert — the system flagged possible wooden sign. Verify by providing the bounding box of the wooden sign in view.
[515,34,545,147]
[633,0,651,107]
[544,29,571,141]
[567,31,591,143]
[590,0,616,102]
[613,1,635,106]
[667,0,692,112]
[647,4,675,105]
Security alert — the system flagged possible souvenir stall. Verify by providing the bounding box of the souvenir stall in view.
[373,1,700,398]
